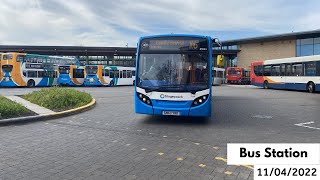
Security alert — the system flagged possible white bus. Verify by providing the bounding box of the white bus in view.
[251,55,320,93]
[212,67,225,85]
[84,65,136,86]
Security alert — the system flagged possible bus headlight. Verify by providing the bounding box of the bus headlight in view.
[137,93,152,106]
[192,95,209,107]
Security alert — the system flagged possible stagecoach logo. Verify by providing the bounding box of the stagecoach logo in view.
[142,42,149,48]
[160,94,183,99]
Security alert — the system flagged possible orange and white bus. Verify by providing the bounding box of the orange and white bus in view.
[0,52,79,87]
[251,55,320,93]
[57,65,84,86]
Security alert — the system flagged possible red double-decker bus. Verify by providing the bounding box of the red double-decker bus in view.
[226,67,250,84]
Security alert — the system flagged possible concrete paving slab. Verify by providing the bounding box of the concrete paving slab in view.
[5,96,55,115]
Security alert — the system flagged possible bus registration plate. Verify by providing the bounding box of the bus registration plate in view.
[162,111,180,116]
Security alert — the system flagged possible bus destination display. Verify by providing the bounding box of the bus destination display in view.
[140,38,208,51]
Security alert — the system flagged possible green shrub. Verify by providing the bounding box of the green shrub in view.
[23,87,92,111]
[0,96,29,118]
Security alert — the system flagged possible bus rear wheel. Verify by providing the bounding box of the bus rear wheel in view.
[263,81,268,89]
[27,80,35,88]
[307,82,315,93]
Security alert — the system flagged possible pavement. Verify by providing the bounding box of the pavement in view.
[0,85,319,180]
[5,96,55,114]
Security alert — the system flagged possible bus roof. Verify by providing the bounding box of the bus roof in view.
[264,55,320,65]
[139,34,211,40]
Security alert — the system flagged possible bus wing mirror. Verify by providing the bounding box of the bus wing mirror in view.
[213,38,222,47]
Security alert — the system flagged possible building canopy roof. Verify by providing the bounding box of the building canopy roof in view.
[221,29,320,46]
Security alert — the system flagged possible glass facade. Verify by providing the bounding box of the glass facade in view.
[296,37,320,56]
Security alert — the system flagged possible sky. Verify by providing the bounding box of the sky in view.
[0,0,319,47]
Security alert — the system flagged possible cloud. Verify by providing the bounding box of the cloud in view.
[0,0,319,46]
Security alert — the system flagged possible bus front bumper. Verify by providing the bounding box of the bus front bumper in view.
[135,97,211,117]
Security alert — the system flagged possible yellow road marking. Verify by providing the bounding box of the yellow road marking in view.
[213,146,219,150]
[158,152,164,155]
[215,157,227,162]
[224,171,233,175]
[215,157,253,170]
[194,143,200,145]
[199,164,206,168]
[176,157,183,161]
[242,165,254,169]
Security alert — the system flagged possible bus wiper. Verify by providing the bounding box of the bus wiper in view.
[145,87,161,93]
[184,86,208,95]
[144,86,180,93]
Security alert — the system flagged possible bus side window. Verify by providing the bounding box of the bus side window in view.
[132,71,136,76]
[3,54,13,60]
[120,71,123,78]
[74,69,84,78]
[104,69,109,77]
[213,70,216,77]
[271,65,280,76]
[17,55,24,62]
[316,61,320,76]
[38,71,44,78]
[305,62,316,76]
[110,71,114,78]
[263,65,271,76]
[114,71,119,78]
[23,71,27,77]
[127,70,132,78]
[280,64,285,76]
[292,63,303,76]
[28,71,37,78]
[285,64,292,76]
[254,65,262,76]
[123,70,127,78]
[43,71,48,77]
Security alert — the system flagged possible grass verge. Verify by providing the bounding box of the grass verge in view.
[23,87,92,112]
[0,96,33,119]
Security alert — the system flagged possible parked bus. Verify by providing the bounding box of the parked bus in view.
[84,65,135,86]
[226,67,250,84]
[57,65,84,86]
[212,67,225,85]
[0,53,78,87]
[251,55,320,93]
[135,34,217,117]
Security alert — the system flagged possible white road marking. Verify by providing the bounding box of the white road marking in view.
[252,115,273,119]
[295,121,320,130]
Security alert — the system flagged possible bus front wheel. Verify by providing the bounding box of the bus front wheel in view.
[307,82,315,93]
[27,79,35,88]
[263,81,268,89]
